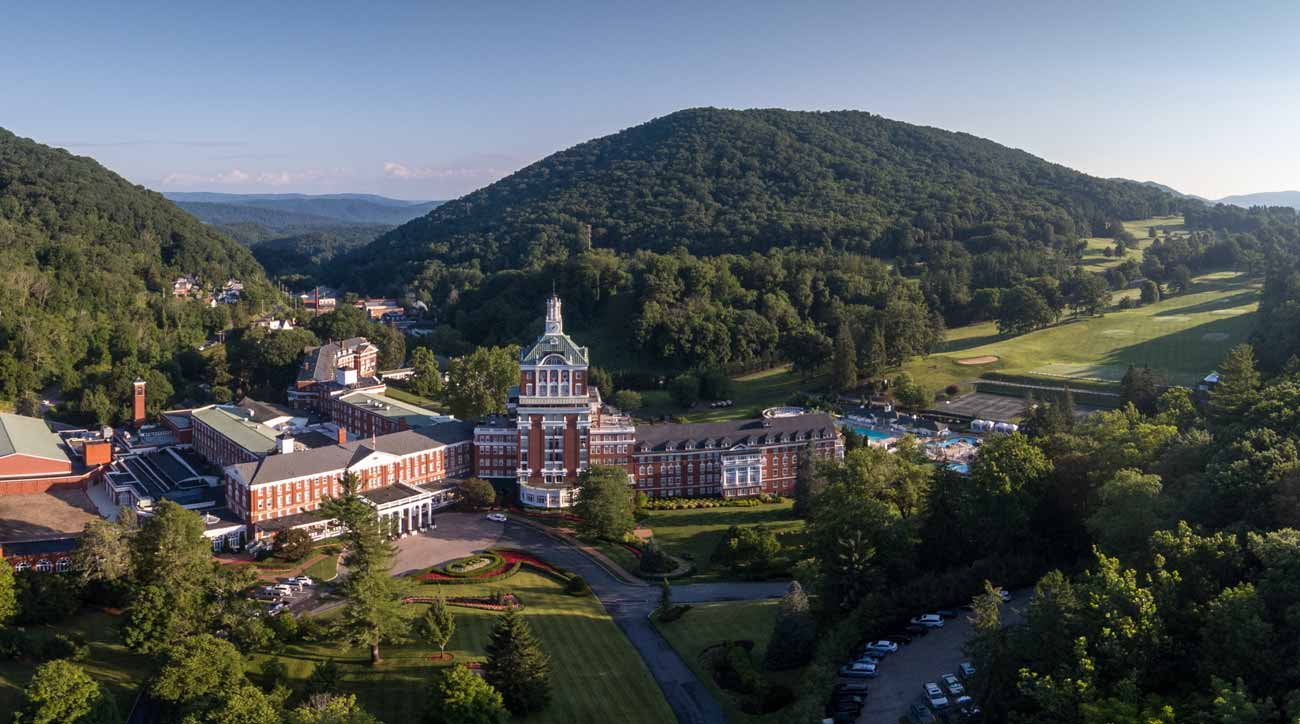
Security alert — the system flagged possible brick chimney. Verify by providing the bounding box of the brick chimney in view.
[336,426,347,445]
[132,377,147,427]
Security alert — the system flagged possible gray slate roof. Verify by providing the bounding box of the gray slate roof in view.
[229,422,474,487]
[634,413,839,452]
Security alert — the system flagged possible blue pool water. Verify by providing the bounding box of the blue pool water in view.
[848,425,896,441]
[946,462,970,474]
[930,435,980,449]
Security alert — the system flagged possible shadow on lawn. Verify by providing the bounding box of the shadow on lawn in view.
[1098,314,1256,384]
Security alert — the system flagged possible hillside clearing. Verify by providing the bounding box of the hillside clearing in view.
[906,270,1260,393]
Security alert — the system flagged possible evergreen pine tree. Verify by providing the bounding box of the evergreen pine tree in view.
[484,608,551,715]
[791,443,821,518]
[831,323,858,392]
[1210,344,1262,422]
[764,581,815,670]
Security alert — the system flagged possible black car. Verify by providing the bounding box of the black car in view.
[832,693,867,706]
[835,682,870,695]
[905,623,930,636]
[888,630,915,644]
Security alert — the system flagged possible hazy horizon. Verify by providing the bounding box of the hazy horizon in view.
[5,1,1299,200]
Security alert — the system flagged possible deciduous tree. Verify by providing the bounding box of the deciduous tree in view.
[13,659,118,724]
[428,664,507,724]
[415,598,456,660]
[573,465,634,540]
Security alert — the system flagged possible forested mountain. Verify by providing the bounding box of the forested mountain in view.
[1217,190,1300,209]
[351,108,1177,278]
[336,108,1181,376]
[248,229,386,287]
[167,192,441,227]
[0,128,267,420]
[1127,180,1211,203]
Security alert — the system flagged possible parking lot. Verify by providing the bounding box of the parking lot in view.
[851,595,1025,723]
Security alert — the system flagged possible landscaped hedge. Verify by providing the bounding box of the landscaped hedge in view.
[421,562,522,585]
[442,552,505,576]
[642,494,784,511]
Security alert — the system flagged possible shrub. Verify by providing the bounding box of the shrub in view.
[272,529,314,562]
[440,552,506,577]
[639,539,677,575]
[564,575,591,596]
[41,633,89,662]
[945,383,962,396]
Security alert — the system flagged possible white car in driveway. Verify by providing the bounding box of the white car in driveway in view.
[486,513,508,523]
[910,614,945,628]
[924,682,949,709]
[863,640,899,655]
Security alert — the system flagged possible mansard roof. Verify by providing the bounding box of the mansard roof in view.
[633,413,840,453]
[520,331,588,367]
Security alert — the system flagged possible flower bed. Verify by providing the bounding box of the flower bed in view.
[437,551,506,578]
[641,495,784,510]
[419,561,521,584]
[492,548,573,582]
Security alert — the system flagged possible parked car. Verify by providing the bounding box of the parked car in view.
[272,584,295,596]
[864,640,899,654]
[829,699,863,715]
[956,696,982,719]
[910,614,945,628]
[998,589,1012,602]
[290,576,314,587]
[268,602,289,616]
[904,624,930,636]
[924,682,949,709]
[838,662,879,678]
[942,673,965,696]
[853,654,882,666]
[910,703,938,723]
[958,661,976,680]
[834,682,870,695]
[486,512,508,522]
[887,630,914,644]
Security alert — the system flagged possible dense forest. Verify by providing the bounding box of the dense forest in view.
[0,128,268,420]
[783,205,1300,723]
[338,108,1183,375]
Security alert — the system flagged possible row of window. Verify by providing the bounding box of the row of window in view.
[12,558,71,573]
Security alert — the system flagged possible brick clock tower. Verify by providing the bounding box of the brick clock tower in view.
[132,377,147,427]
[516,295,592,508]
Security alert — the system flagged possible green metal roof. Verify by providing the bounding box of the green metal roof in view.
[192,405,280,454]
[338,392,448,427]
[0,413,71,463]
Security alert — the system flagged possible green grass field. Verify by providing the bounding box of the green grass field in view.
[634,365,822,423]
[381,386,444,410]
[1076,215,1187,273]
[654,599,805,724]
[253,572,673,724]
[0,610,153,717]
[905,270,1260,393]
[641,501,807,581]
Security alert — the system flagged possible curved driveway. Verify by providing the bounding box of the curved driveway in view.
[394,512,789,724]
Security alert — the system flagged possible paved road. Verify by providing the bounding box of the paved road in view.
[393,512,788,724]
[854,594,1026,724]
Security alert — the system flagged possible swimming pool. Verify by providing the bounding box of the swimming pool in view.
[946,462,970,474]
[929,435,980,449]
[845,424,897,442]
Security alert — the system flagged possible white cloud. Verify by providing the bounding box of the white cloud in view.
[160,167,346,187]
[382,161,507,180]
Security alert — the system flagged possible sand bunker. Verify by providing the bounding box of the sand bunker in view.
[1202,333,1231,342]
[1210,308,1250,315]
[1154,315,1191,322]
[957,355,999,366]
[1100,329,1134,337]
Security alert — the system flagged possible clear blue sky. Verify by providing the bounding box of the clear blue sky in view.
[4,1,1298,200]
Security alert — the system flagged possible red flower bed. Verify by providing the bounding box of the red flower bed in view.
[620,542,643,558]
[496,548,566,577]
[418,558,513,581]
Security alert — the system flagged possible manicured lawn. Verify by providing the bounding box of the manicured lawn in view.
[252,572,673,724]
[1078,215,1185,273]
[304,554,339,581]
[905,270,1261,393]
[654,599,806,724]
[641,501,806,581]
[0,609,153,716]
[635,365,824,423]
